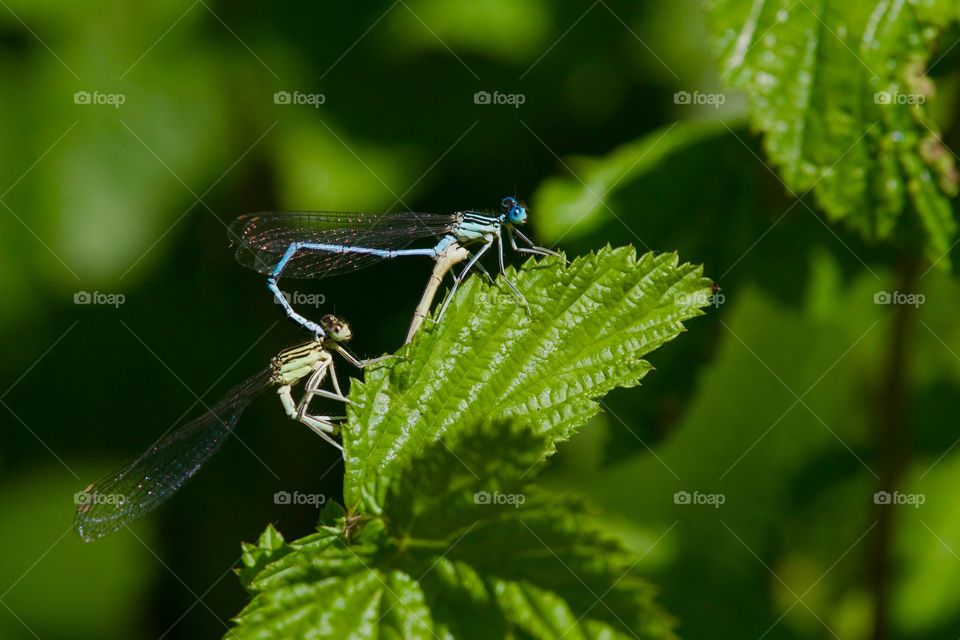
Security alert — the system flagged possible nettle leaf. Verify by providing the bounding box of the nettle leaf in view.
[346,246,712,511]
[706,0,960,263]
[230,246,709,639]
[383,421,673,638]
[422,492,675,639]
[233,423,676,640]
[383,419,547,541]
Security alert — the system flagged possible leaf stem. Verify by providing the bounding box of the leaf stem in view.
[870,254,917,640]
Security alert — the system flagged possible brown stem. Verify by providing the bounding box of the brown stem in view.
[870,255,918,640]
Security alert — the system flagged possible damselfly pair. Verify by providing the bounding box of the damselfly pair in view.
[76,196,557,541]
[229,196,560,342]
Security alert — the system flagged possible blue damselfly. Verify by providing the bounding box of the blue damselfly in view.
[228,197,559,341]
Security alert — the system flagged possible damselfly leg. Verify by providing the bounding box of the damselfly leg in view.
[277,352,346,452]
[508,226,565,259]
[406,242,470,343]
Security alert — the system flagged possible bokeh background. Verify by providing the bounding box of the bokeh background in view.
[2,1,960,638]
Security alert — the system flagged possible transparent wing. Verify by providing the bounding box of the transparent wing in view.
[228,211,457,278]
[74,369,273,541]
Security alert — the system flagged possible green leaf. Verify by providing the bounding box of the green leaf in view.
[532,119,734,242]
[232,422,676,640]
[236,524,290,591]
[231,246,709,639]
[706,0,960,263]
[384,421,673,637]
[345,246,713,511]
[437,493,675,639]
[383,419,548,541]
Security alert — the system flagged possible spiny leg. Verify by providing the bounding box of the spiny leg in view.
[509,227,565,259]
[435,235,495,323]
[333,345,393,369]
[298,359,356,452]
[297,414,344,451]
[496,234,531,315]
[300,358,350,406]
[277,362,345,452]
[278,383,343,451]
[295,357,338,418]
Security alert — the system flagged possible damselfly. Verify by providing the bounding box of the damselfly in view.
[74,315,371,542]
[228,197,560,342]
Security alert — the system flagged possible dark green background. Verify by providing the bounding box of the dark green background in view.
[2,1,959,638]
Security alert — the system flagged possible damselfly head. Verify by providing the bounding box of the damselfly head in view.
[320,314,353,342]
[500,196,527,225]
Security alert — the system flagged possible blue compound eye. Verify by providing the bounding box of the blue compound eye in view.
[508,204,527,224]
[501,196,517,211]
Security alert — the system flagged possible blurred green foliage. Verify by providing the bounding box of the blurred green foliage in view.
[1,0,959,638]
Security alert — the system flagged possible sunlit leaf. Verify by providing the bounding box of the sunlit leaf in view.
[706,0,960,264]
[345,246,712,510]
